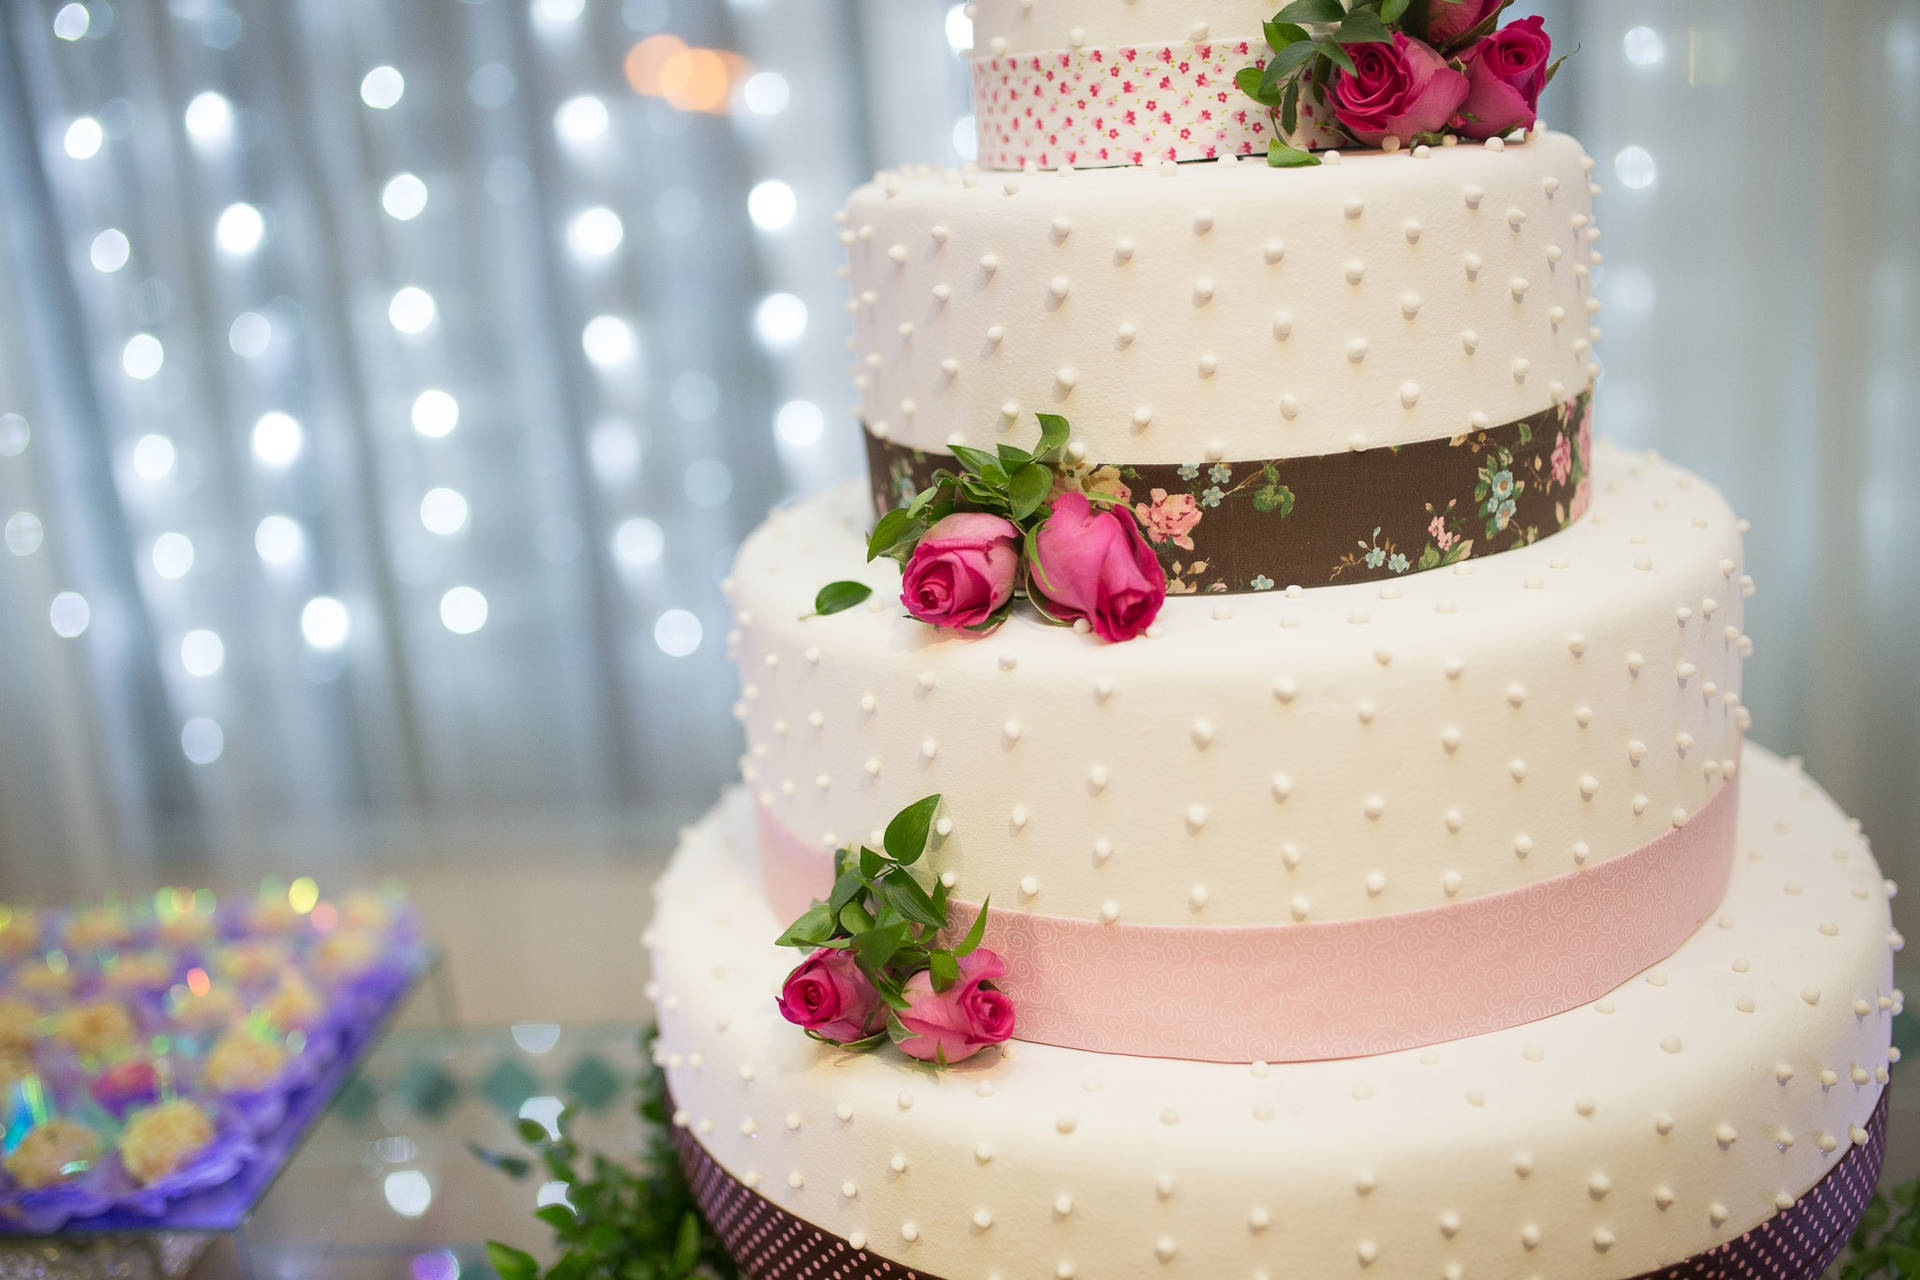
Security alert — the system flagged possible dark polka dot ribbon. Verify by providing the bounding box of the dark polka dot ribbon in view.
[673,1085,1887,1280]
[865,389,1592,596]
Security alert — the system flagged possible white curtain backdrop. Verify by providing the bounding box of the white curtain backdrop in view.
[1,1,1916,930]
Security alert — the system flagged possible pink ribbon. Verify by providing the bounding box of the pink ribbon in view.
[757,780,1737,1063]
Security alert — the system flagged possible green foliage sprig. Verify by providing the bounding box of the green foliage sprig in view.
[1841,1181,1920,1278]
[474,1028,740,1280]
[774,793,994,1059]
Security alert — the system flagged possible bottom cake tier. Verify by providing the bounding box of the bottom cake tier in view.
[647,744,1897,1280]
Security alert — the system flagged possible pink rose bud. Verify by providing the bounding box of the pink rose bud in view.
[1424,0,1505,49]
[1030,492,1166,643]
[1456,17,1552,140]
[894,949,1016,1065]
[899,512,1021,630]
[1328,32,1470,148]
[776,948,884,1045]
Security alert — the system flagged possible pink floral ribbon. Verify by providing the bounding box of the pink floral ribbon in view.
[971,40,1343,171]
[757,776,1737,1063]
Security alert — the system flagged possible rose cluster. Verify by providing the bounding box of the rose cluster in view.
[818,414,1167,644]
[771,794,1017,1069]
[1328,6,1554,147]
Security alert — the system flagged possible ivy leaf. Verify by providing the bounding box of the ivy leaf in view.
[949,444,1001,478]
[1335,8,1392,43]
[1268,138,1322,168]
[1317,36,1358,75]
[1008,461,1053,522]
[883,794,942,865]
[951,896,991,956]
[774,902,836,949]
[1274,0,1346,23]
[1033,412,1072,456]
[1380,0,1411,20]
[485,1243,540,1280]
[1263,20,1311,50]
[812,580,872,616]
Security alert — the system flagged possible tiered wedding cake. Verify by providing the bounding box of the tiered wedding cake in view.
[647,4,1896,1276]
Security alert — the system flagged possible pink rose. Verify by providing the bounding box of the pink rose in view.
[1134,489,1202,551]
[1424,0,1504,49]
[1456,17,1551,139]
[894,949,1016,1065]
[1031,492,1167,643]
[899,512,1020,630]
[776,949,884,1045]
[1328,32,1469,148]
[1550,431,1572,485]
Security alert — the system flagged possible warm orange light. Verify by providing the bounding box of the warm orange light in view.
[186,967,210,997]
[624,34,687,95]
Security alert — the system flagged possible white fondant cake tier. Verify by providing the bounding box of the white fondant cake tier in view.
[968,0,1290,58]
[650,746,1896,1280]
[727,441,1748,929]
[842,132,1600,467]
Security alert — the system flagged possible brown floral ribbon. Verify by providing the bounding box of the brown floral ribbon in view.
[672,1083,1887,1280]
[865,389,1593,596]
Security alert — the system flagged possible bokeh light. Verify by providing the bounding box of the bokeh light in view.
[5,512,45,557]
[753,292,807,349]
[612,516,664,568]
[582,315,637,366]
[360,66,405,110]
[1623,26,1667,67]
[122,333,164,380]
[49,591,91,639]
[181,629,226,677]
[382,173,429,221]
[420,487,470,536]
[300,596,350,650]
[554,95,610,144]
[230,311,272,357]
[183,92,235,147]
[741,71,789,116]
[439,586,489,635]
[64,116,103,159]
[181,718,224,765]
[90,228,130,272]
[1614,144,1657,189]
[389,286,437,334]
[53,4,90,40]
[653,608,702,657]
[411,389,460,438]
[215,202,265,255]
[567,206,625,259]
[151,532,195,580]
[747,180,795,232]
[132,433,178,481]
[251,411,304,468]
[775,399,824,447]
[255,515,305,566]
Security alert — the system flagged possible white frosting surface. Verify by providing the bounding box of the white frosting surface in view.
[728,441,1749,928]
[650,746,1897,1280]
[842,132,1600,466]
[968,0,1280,57]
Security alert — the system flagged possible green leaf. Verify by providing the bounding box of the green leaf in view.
[485,1242,540,1280]
[995,442,1032,471]
[1542,47,1577,91]
[1263,20,1311,50]
[1235,65,1281,106]
[928,949,960,990]
[828,866,866,919]
[867,507,926,561]
[1335,8,1392,43]
[518,1117,552,1144]
[879,870,947,929]
[1267,138,1322,168]
[883,794,942,866]
[1280,76,1301,135]
[467,1141,532,1180]
[1274,0,1346,23]
[851,920,912,971]
[673,1211,702,1272]
[1380,0,1410,20]
[535,1203,577,1231]
[1033,413,1071,456]
[837,898,876,934]
[951,896,991,956]
[1317,36,1358,74]
[1252,464,1296,514]
[812,580,872,616]
[1008,461,1053,522]
[1259,38,1319,94]
[859,845,884,880]
[949,444,1000,477]
[774,902,836,949]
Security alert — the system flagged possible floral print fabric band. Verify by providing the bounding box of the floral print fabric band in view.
[866,389,1593,597]
[671,1084,1887,1280]
[971,40,1344,171]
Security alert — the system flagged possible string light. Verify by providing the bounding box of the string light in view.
[49,592,90,639]
[251,411,304,468]
[740,71,789,116]
[439,586,488,635]
[215,202,265,255]
[653,608,702,657]
[300,597,350,650]
[752,292,807,350]
[944,4,974,54]
[4,512,44,557]
[229,311,271,357]
[151,532,195,580]
[389,286,436,335]
[52,3,89,40]
[611,516,665,568]
[254,515,305,566]
[419,487,470,536]
[774,399,824,447]
[581,315,637,366]
[182,92,235,148]
[567,206,625,259]
[64,116,104,159]
[131,433,177,481]
[1614,144,1657,189]
[180,629,226,677]
[360,66,405,110]
[554,95,610,145]
[381,173,429,221]
[411,389,459,437]
[533,0,586,24]
[122,333,164,380]
[1623,26,1667,67]
[181,717,224,765]
[90,228,130,272]
[746,180,795,232]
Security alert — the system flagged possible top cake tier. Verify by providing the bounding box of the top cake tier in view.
[968,0,1296,58]
[843,131,1601,468]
